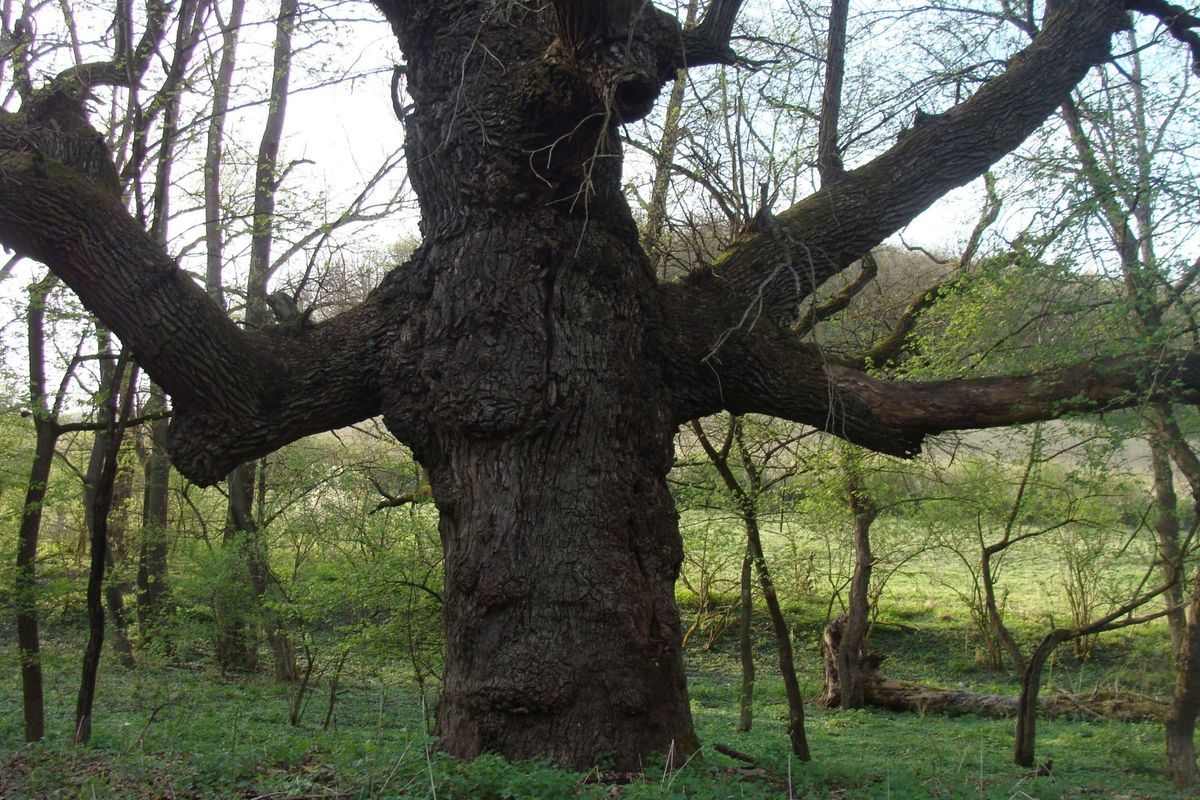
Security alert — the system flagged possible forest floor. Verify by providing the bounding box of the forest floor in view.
[0,602,1189,800]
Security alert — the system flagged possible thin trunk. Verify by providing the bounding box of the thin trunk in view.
[215,465,260,671]
[744,507,810,760]
[736,543,754,732]
[247,0,299,683]
[1165,564,1200,787]
[1012,585,1175,768]
[84,335,135,669]
[74,350,133,745]
[1014,630,1070,767]
[835,466,876,709]
[16,274,60,742]
[692,416,811,759]
[204,0,245,307]
[641,0,699,278]
[214,0,300,680]
[1149,431,1186,656]
[136,388,170,632]
[16,420,54,742]
[981,429,1042,676]
[128,4,201,641]
[246,0,298,317]
[1150,408,1200,787]
[102,455,135,668]
[817,0,850,185]
[1061,69,1200,783]
[981,542,1026,674]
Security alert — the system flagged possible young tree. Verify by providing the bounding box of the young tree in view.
[4,0,1200,771]
[13,274,79,742]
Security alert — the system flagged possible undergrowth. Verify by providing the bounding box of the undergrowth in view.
[0,609,1187,799]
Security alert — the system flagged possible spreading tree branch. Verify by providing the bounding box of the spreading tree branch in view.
[662,286,1200,457]
[0,145,395,484]
[679,0,1129,328]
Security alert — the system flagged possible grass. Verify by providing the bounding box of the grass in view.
[0,499,1186,798]
[0,603,1188,800]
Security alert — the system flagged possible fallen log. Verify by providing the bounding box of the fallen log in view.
[822,615,1165,723]
[862,674,1165,723]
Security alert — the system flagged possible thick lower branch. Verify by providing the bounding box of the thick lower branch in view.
[0,136,392,485]
[663,288,1200,455]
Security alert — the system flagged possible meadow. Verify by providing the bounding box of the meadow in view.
[1,502,1187,799]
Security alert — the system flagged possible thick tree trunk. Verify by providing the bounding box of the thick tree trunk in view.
[0,0,1157,772]
[375,207,697,767]
[401,302,695,766]
[422,434,693,769]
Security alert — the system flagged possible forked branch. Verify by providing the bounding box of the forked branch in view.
[1126,0,1200,74]
[680,0,1128,328]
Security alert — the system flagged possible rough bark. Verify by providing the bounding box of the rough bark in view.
[3,0,1192,770]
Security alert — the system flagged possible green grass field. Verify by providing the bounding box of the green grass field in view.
[0,594,1186,799]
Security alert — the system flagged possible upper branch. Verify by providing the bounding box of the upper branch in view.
[680,0,746,68]
[680,0,1129,328]
[1126,0,1200,74]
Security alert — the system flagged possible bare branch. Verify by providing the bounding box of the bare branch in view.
[1126,0,1200,74]
[794,251,877,337]
[817,0,849,185]
[679,0,1129,328]
[680,0,747,67]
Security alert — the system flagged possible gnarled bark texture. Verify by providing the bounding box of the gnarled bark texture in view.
[2,0,1195,770]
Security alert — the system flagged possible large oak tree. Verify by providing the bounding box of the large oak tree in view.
[3,0,1200,771]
